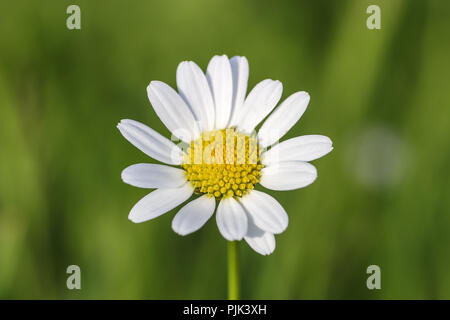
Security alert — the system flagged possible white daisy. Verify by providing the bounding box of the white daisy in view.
[117,55,333,255]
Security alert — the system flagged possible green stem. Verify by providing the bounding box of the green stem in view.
[227,241,239,300]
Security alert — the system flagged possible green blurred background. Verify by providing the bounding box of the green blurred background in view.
[1,0,449,299]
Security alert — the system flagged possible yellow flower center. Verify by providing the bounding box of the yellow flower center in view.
[182,128,263,198]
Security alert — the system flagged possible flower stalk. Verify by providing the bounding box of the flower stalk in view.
[227,241,239,300]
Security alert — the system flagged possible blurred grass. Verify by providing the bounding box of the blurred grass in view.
[0,0,450,299]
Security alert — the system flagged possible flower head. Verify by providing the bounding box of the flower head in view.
[118,55,333,255]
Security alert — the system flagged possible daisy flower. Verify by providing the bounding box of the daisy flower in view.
[117,55,332,256]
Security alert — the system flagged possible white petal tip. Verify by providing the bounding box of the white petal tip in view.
[171,222,195,236]
[171,195,215,236]
[299,92,310,101]
[212,54,229,60]
[172,228,188,236]
[147,80,161,89]
[117,123,127,133]
[224,235,244,241]
[128,215,142,224]
[272,225,288,235]
[245,234,276,255]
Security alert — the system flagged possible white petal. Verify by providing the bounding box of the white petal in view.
[216,197,248,241]
[228,56,249,127]
[128,183,194,223]
[121,163,186,189]
[147,81,200,142]
[239,190,288,234]
[261,135,333,165]
[172,195,216,236]
[117,119,184,165]
[257,92,310,148]
[207,55,233,130]
[176,61,215,131]
[236,79,283,134]
[260,161,317,191]
[244,214,275,255]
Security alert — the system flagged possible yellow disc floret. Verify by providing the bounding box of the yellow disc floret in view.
[182,128,263,198]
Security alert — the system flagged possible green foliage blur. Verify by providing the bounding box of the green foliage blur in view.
[1,0,449,299]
